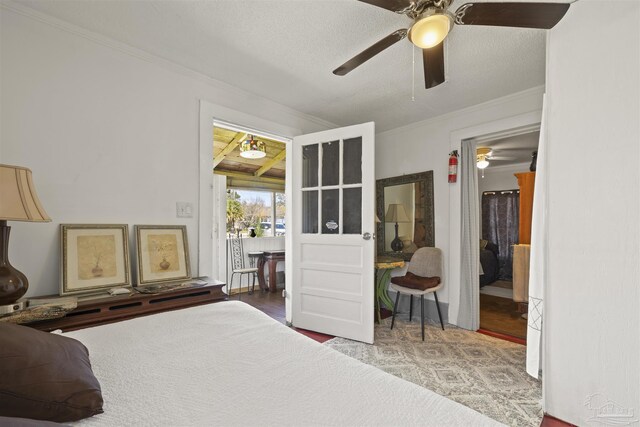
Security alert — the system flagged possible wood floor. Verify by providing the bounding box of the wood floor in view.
[235,290,286,324]
[480,293,528,340]
[235,290,334,343]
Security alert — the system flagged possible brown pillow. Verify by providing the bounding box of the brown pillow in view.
[391,272,441,291]
[0,323,103,422]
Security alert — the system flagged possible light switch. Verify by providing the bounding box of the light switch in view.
[176,202,193,218]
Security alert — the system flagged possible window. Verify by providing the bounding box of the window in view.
[227,189,286,237]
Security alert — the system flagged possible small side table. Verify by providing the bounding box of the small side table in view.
[257,250,285,293]
[375,257,405,323]
[247,251,264,268]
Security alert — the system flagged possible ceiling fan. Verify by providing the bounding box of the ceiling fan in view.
[477,147,493,169]
[477,145,536,170]
[333,0,570,89]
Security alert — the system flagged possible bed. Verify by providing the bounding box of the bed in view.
[51,301,502,426]
[480,241,500,287]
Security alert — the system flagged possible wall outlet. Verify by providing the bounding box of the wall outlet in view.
[176,202,193,218]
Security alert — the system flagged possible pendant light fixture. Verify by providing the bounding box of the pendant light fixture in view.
[239,135,266,159]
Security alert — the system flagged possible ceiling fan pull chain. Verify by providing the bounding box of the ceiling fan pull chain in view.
[412,45,416,102]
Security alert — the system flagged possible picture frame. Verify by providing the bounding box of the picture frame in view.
[60,224,131,295]
[134,225,191,286]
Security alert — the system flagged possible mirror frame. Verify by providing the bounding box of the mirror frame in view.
[376,171,435,261]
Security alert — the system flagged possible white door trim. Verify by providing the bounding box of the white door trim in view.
[198,100,298,322]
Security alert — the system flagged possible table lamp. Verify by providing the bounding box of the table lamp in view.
[0,164,51,314]
[385,203,409,252]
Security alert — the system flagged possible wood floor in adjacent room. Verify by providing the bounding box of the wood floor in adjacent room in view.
[480,293,528,340]
[235,290,286,324]
[236,290,333,343]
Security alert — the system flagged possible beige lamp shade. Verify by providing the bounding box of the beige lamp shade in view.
[0,164,51,222]
[385,203,410,223]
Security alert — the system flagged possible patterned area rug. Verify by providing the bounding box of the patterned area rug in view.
[325,315,541,427]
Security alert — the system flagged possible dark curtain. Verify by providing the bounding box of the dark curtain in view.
[482,191,519,279]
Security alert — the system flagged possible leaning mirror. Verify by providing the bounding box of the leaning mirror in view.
[376,171,434,261]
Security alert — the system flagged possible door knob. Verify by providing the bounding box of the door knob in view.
[363,232,372,240]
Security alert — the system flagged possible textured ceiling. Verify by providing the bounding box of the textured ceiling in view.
[13,0,571,132]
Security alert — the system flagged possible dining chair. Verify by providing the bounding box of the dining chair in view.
[389,247,445,341]
[227,235,259,299]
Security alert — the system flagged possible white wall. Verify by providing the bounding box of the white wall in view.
[477,163,528,200]
[0,7,330,297]
[376,88,543,311]
[544,1,639,423]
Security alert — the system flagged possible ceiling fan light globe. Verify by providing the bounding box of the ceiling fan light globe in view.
[477,159,490,169]
[240,137,267,159]
[240,151,266,159]
[409,12,452,49]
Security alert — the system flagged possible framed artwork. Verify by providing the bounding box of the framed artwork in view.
[60,224,131,295]
[135,225,191,285]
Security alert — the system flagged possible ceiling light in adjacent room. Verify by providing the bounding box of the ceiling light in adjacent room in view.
[477,147,491,169]
[408,10,453,49]
[240,135,266,159]
[477,159,490,169]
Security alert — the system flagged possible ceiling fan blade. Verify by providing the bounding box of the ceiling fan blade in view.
[423,42,445,89]
[454,2,570,29]
[488,156,518,161]
[357,0,414,12]
[333,29,407,76]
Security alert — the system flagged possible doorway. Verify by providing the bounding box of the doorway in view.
[199,102,377,342]
[475,130,540,340]
[211,121,291,317]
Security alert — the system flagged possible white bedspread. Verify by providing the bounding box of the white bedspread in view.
[67,301,502,426]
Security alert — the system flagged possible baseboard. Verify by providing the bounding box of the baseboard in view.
[477,328,526,345]
[228,285,258,295]
[388,290,449,324]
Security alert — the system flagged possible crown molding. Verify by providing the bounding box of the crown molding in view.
[0,1,337,131]
[378,85,545,137]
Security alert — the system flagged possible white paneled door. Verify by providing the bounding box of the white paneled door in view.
[291,123,375,344]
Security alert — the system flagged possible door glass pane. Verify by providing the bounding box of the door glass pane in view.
[322,189,339,234]
[302,191,318,234]
[322,141,340,186]
[343,137,362,185]
[343,188,362,234]
[302,144,318,188]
